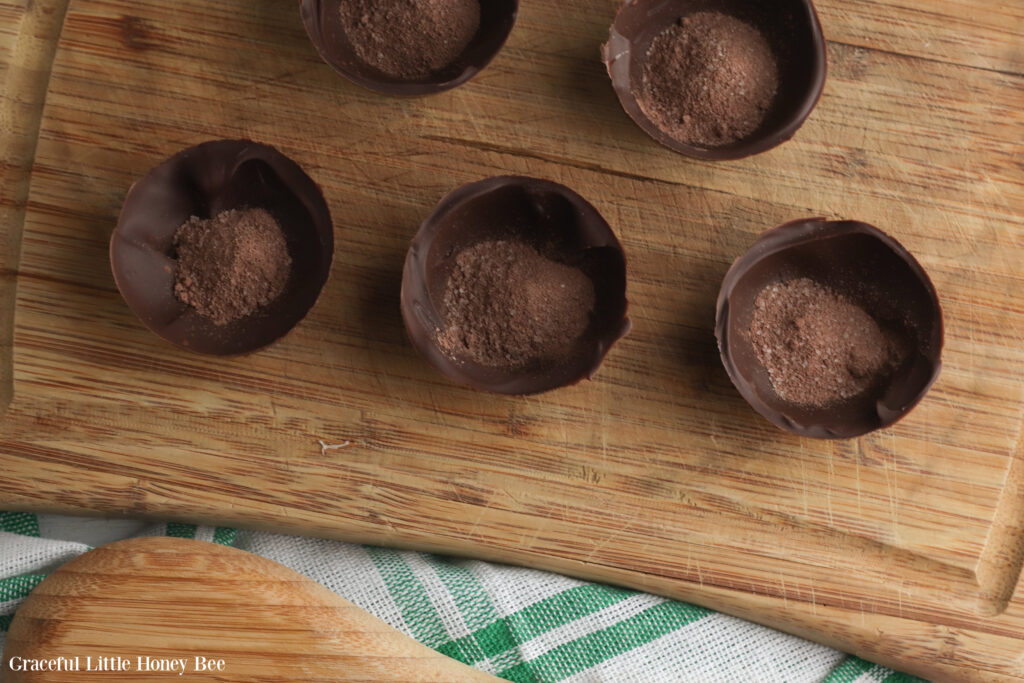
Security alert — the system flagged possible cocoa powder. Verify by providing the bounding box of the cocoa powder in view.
[340,0,481,79]
[173,208,291,326]
[639,11,778,147]
[748,278,909,407]
[439,240,595,368]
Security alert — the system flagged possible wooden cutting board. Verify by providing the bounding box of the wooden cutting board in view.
[1,0,1021,680]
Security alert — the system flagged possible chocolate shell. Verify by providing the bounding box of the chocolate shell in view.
[602,0,827,160]
[300,0,518,96]
[715,219,943,438]
[110,140,334,356]
[401,176,630,395]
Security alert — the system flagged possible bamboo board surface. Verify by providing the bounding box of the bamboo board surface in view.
[0,0,1022,679]
[3,537,498,682]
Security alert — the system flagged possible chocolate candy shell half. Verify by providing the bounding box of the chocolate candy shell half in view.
[603,0,827,160]
[715,218,943,438]
[402,176,630,395]
[300,0,518,96]
[110,140,334,356]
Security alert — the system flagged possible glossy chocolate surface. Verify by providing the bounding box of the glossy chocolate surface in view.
[602,0,827,160]
[716,219,943,438]
[110,140,333,356]
[300,0,518,96]
[402,176,630,395]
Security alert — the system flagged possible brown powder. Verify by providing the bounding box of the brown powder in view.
[639,11,778,147]
[748,278,909,407]
[439,240,596,368]
[340,0,481,79]
[173,208,291,326]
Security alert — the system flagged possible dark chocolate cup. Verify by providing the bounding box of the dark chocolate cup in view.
[401,176,630,395]
[715,219,943,439]
[110,140,334,356]
[602,0,827,160]
[300,0,518,96]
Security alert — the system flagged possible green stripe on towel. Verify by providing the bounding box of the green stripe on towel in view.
[0,574,45,602]
[428,560,526,673]
[823,657,877,683]
[497,599,710,682]
[165,523,198,539]
[367,548,453,651]
[0,512,39,537]
[212,527,237,546]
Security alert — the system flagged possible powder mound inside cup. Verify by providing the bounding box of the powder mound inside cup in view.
[748,278,911,408]
[340,0,481,79]
[639,11,778,147]
[173,207,292,326]
[438,240,595,368]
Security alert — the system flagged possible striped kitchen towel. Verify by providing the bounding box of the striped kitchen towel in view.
[0,511,924,682]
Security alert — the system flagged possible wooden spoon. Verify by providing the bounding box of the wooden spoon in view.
[2,537,498,681]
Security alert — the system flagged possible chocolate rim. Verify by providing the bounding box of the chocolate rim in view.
[401,176,631,395]
[602,0,827,160]
[299,0,519,96]
[715,219,943,438]
[110,140,334,356]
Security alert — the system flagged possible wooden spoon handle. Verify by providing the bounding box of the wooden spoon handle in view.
[2,537,499,681]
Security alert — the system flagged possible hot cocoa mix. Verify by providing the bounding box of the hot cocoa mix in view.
[439,240,595,368]
[173,208,292,326]
[748,278,909,407]
[340,0,481,79]
[639,11,778,147]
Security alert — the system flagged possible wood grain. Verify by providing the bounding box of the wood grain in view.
[0,0,71,414]
[0,0,1022,680]
[2,537,498,682]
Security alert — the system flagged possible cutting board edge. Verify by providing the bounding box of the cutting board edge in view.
[0,463,1010,624]
[0,0,73,417]
[976,427,1024,613]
